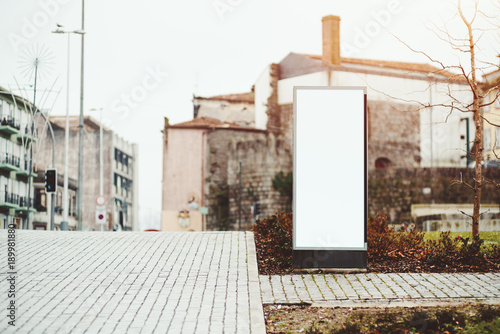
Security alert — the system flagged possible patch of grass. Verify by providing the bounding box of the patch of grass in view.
[301,304,500,334]
[424,231,500,245]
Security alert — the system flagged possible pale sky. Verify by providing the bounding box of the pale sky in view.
[1,0,498,229]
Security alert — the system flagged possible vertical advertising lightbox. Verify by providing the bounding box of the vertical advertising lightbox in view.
[293,87,367,268]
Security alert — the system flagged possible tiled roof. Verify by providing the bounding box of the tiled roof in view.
[169,117,263,132]
[303,54,468,83]
[49,116,103,131]
[170,117,242,129]
[195,92,254,104]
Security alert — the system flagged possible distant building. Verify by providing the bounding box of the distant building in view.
[0,86,37,229]
[162,15,477,230]
[36,116,139,231]
[32,171,78,230]
[482,67,500,162]
[254,15,472,169]
[193,91,255,127]
[161,115,285,231]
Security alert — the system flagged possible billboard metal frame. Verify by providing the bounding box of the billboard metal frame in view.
[293,86,367,268]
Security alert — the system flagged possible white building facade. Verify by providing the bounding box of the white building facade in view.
[255,16,474,169]
[0,86,37,229]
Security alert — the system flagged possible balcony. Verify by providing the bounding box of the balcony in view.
[16,159,35,177]
[16,125,37,143]
[0,117,20,135]
[0,153,20,172]
[0,191,19,209]
[17,196,36,213]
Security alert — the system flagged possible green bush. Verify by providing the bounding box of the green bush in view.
[426,231,461,265]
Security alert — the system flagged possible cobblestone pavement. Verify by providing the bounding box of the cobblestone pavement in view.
[260,273,500,306]
[0,231,265,334]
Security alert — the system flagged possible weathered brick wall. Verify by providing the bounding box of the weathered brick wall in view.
[205,129,292,230]
[278,100,420,170]
[369,168,500,223]
[279,104,294,148]
[368,100,420,168]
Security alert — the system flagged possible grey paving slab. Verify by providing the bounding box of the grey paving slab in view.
[0,230,265,334]
[260,272,500,305]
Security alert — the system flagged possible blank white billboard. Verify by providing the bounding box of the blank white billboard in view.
[293,87,367,250]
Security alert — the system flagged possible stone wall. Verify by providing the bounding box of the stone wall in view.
[369,168,500,224]
[367,100,420,169]
[205,129,292,230]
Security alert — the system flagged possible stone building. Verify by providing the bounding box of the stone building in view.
[193,92,255,127]
[35,116,139,231]
[162,15,475,230]
[254,16,472,169]
[161,114,290,231]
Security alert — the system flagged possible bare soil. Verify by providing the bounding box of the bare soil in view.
[264,303,500,333]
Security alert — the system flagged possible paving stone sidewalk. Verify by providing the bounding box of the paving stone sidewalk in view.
[0,231,265,334]
[260,272,500,306]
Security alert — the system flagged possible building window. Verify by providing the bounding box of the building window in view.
[496,128,500,149]
[34,188,47,212]
[484,128,491,151]
[33,223,47,230]
[72,196,77,217]
[375,157,392,169]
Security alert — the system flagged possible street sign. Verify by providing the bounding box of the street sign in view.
[96,195,106,206]
[96,205,106,224]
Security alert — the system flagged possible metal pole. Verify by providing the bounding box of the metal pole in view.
[429,83,433,168]
[77,0,85,231]
[62,32,70,230]
[37,112,56,230]
[238,161,241,231]
[466,118,470,166]
[26,59,38,230]
[100,108,103,231]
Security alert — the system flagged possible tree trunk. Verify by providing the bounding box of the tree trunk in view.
[472,106,482,238]
[460,0,481,240]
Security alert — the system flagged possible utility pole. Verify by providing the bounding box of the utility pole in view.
[77,0,85,230]
[238,161,242,231]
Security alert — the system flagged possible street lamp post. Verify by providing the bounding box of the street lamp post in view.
[78,0,85,231]
[52,27,85,231]
[90,108,104,231]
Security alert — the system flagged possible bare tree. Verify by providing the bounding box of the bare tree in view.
[450,0,499,241]
[383,0,500,243]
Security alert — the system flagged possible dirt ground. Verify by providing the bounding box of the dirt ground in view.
[264,302,500,333]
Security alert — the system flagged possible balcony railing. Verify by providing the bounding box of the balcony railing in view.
[17,125,36,143]
[0,116,21,135]
[0,191,19,208]
[0,153,20,171]
[19,196,33,208]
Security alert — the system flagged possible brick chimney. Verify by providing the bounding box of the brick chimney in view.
[322,15,341,66]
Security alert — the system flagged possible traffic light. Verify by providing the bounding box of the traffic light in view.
[45,169,57,193]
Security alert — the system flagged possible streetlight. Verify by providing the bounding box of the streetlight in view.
[52,26,85,231]
[89,107,104,231]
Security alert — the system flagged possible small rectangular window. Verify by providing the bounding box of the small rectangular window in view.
[485,128,492,151]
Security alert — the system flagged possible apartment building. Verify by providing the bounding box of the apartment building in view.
[36,116,139,231]
[0,86,37,229]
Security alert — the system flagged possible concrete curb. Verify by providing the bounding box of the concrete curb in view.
[246,232,266,334]
[312,297,500,308]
